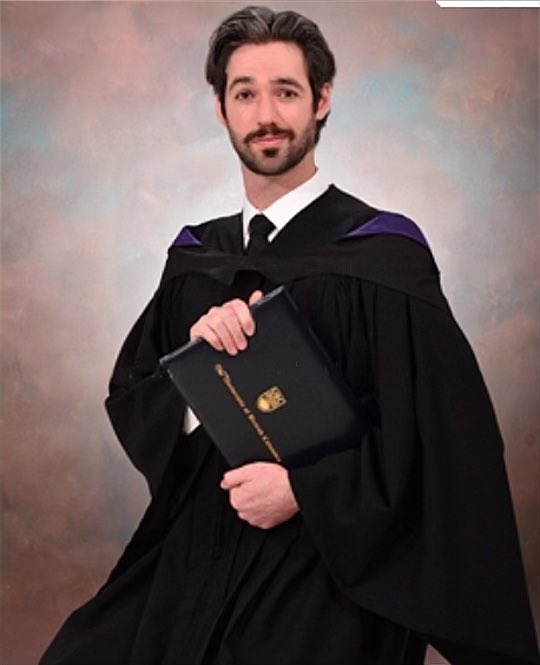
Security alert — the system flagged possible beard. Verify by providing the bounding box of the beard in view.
[226,118,317,176]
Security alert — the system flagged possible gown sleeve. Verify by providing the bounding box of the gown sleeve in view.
[104,278,188,497]
[289,281,540,664]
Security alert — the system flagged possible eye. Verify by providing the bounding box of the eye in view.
[234,89,255,101]
[277,88,298,100]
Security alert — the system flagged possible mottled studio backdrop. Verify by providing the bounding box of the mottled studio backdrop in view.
[1,2,538,664]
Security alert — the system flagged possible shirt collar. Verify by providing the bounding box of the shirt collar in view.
[242,170,331,245]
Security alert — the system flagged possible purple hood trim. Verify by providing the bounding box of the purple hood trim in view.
[343,212,429,249]
[172,212,428,250]
[172,227,203,248]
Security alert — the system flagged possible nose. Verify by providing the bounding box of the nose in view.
[255,93,280,126]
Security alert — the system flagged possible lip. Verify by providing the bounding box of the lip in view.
[251,134,288,145]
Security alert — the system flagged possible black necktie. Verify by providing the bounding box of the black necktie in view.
[246,214,275,255]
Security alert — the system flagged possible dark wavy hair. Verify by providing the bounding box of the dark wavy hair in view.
[205,5,336,142]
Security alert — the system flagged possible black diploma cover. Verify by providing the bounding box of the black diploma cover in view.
[160,287,367,468]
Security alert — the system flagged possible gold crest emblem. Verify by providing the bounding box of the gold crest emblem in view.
[256,386,287,413]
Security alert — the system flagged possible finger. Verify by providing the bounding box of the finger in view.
[220,476,235,491]
[189,322,224,351]
[193,299,254,352]
[208,318,242,356]
[248,290,264,307]
[220,465,250,489]
[218,308,249,351]
[205,301,250,352]
[220,472,242,490]
[227,299,256,338]
[229,487,242,511]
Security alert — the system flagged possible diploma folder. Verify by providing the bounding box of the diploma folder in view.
[160,286,366,468]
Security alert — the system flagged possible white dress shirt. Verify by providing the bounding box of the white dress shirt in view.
[184,170,331,434]
[242,169,330,247]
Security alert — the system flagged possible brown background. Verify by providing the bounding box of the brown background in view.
[1,2,538,664]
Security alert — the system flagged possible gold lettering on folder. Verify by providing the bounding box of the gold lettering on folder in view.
[256,387,287,413]
[213,364,282,463]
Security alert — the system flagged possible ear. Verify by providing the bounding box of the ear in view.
[215,96,227,127]
[315,83,332,122]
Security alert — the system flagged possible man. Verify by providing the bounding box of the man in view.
[40,6,539,665]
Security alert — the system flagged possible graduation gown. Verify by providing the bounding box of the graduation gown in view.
[40,186,539,665]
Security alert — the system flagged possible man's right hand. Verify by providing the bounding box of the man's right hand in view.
[189,290,263,355]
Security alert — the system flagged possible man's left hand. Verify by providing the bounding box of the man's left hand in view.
[220,462,299,530]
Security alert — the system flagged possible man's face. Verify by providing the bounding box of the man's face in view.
[217,41,330,177]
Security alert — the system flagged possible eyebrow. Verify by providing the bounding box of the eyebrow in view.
[273,77,304,90]
[228,76,306,93]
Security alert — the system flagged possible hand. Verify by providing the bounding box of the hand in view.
[189,290,264,355]
[220,462,300,530]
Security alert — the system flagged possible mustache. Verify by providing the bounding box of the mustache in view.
[244,124,295,144]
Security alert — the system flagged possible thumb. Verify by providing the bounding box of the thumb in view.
[248,290,264,307]
[220,466,250,490]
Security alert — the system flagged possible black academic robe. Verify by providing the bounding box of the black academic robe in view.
[40,186,539,665]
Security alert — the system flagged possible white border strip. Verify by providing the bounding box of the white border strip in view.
[437,1,539,7]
